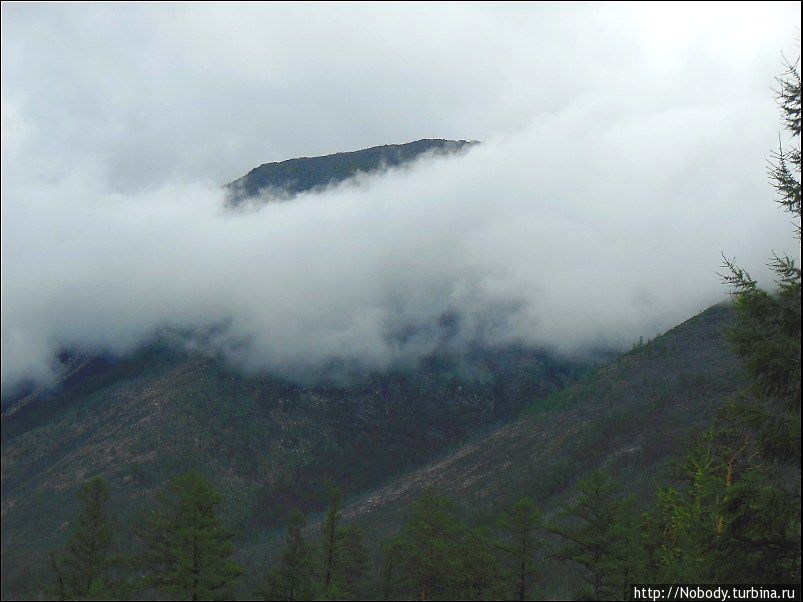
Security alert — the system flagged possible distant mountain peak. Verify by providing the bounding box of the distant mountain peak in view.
[225,138,477,205]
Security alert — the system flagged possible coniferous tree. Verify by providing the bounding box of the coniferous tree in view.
[137,472,242,601]
[321,485,343,599]
[334,524,368,600]
[316,485,368,600]
[644,454,704,581]
[636,46,801,589]
[390,487,467,600]
[496,497,542,601]
[613,507,645,601]
[379,538,405,601]
[321,485,343,594]
[50,476,120,600]
[715,49,801,583]
[551,473,638,601]
[461,525,504,601]
[262,511,317,601]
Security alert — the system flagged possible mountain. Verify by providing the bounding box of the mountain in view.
[321,303,742,598]
[1,302,741,599]
[0,344,591,597]
[224,138,476,204]
[0,141,742,599]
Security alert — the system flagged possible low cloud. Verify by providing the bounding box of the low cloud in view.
[1,3,800,393]
[2,100,798,393]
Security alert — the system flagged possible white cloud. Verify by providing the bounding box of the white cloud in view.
[1,2,800,393]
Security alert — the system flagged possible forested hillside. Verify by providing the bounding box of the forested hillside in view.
[1,302,752,600]
[337,304,740,534]
[0,342,590,598]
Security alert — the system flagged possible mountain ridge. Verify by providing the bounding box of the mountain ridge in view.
[225,138,477,204]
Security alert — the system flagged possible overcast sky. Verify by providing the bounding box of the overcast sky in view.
[1,2,801,393]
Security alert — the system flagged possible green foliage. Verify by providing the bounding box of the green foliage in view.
[319,485,368,600]
[716,467,801,581]
[261,511,317,601]
[380,488,533,600]
[136,472,242,600]
[320,484,342,595]
[640,440,723,583]
[329,524,368,601]
[379,538,406,601]
[49,476,121,600]
[635,46,802,590]
[720,48,800,465]
[461,525,505,601]
[551,473,642,600]
[383,487,468,600]
[496,497,542,601]
[771,56,802,233]
[713,48,802,584]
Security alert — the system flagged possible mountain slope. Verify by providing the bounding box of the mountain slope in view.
[1,303,741,599]
[225,138,476,204]
[0,342,589,598]
[338,304,741,542]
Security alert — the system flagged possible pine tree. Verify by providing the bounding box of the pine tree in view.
[716,49,801,583]
[321,485,343,593]
[50,476,119,600]
[137,472,242,601]
[317,485,368,600]
[551,473,638,600]
[262,511,317,601]
[496,497,542,601]
[637,47,802,589]
[379,537,405,601]
[613,507,645,601]
[461,525,504,601]
[641,441,721,583]
[335,524,368,600]
[391,487,467,600]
